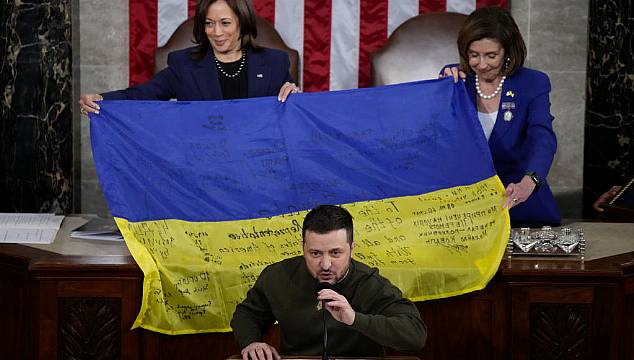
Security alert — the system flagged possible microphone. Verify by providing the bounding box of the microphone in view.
[316,282,332,360]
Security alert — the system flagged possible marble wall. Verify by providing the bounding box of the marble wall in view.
[0,0,74,213]
[76,0,129,216]
[583,0,633,217]
[74,0,590,218]
[512,0,589,218]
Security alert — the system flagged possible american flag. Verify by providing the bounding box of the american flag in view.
[129,0,507,92]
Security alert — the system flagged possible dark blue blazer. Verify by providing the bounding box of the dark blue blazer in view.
[462,67,561,227]
[102,47,292,100]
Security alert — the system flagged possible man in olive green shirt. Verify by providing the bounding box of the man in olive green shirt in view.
[231,205,427,360]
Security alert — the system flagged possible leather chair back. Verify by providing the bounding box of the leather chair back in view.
[154,17,300,82]
[371,12,466,86]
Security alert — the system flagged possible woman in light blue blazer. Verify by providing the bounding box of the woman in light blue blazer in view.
[442,7,560,227]
[79,0,298,113]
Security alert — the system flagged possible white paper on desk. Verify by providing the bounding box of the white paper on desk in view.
[0,213,64,229]
[0,213,64,244]
[0,228,59,244]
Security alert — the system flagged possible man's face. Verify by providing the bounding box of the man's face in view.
[303,229,353,284]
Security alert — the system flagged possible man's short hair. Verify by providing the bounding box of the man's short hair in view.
[302,205,353,245]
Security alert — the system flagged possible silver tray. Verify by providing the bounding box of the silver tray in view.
[506,226,585,258]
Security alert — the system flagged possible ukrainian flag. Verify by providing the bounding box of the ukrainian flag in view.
[91,77,509,334]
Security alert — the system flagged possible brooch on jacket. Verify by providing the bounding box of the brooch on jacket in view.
[502,101,516,122]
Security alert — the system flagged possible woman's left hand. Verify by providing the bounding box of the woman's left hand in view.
[278,82,301,102]
[503,175,537,209]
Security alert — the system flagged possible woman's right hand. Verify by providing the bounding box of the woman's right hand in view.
[277,82,301,102]
[439,66,466,83]
[79,94,104,115]
[593,186,622,212]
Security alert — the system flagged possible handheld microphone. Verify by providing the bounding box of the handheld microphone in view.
[316,282,332,360]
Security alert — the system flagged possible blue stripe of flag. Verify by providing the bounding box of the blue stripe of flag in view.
[91,78,494,222]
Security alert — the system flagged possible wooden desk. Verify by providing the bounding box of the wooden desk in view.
[226,357,420,360]
[1,218,633,359]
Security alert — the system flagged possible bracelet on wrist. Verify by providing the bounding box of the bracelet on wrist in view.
[525,171,541,192]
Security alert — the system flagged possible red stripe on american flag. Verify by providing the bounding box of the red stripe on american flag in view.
[420,0,447,13]
[303,0,332,92]
[253,0,275,25]
[477,0,508,8]
[129,0,157,85]
[128,0,511,90]
[188,0,196,17]
[358,0,388,88]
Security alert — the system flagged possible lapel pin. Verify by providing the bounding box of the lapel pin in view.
[502,102,516,110]
[504,110,513,122]
[506,90,515,97]
[256,73,263,78]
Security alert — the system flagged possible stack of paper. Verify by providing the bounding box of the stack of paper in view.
[0,213,65,244]
[70,217,123,241]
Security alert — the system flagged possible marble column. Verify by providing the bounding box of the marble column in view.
[0,0,74,212]
[583,0,633,217]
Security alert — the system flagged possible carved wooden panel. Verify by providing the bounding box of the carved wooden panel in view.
[58,298,121,360]
[529,303,590,360]
[416,282,508,360]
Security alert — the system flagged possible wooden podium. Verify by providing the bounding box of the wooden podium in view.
[1,218,634,359]
[226,357,420,360]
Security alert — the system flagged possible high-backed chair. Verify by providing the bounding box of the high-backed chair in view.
[371,12,466,86]
[154,16,300,82]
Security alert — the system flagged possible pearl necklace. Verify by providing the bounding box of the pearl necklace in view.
[475,74,506,99]
[214,50,245,78]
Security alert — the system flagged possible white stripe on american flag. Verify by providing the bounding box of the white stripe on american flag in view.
[140,0,505,90]
[329,0,360,91]
[274,0,305,85]
[387,0,419,36]
[158,0,188,47]
[447,0,476,15]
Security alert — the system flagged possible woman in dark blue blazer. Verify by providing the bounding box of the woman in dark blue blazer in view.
[79,0,298,114]
[442,7,560,227]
